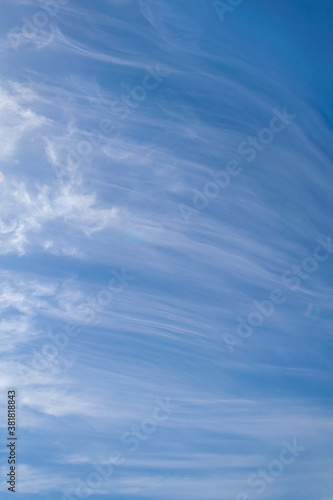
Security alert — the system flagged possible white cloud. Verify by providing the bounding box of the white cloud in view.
[0,177,120,255]
[0,83,49,162]
[0,464,71,493]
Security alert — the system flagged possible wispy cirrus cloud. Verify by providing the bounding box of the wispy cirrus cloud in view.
[0,1,332,499]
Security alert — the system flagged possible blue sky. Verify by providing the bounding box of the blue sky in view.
[0,1,333,499]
